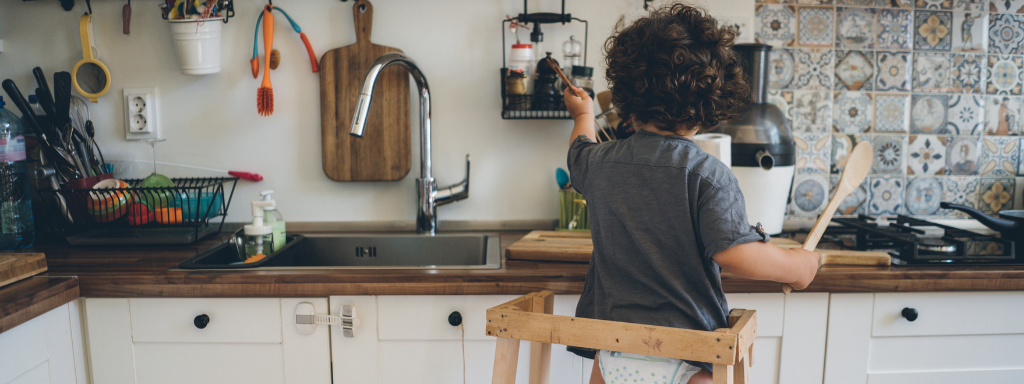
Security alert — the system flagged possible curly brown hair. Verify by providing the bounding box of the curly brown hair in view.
[605,3,749,133]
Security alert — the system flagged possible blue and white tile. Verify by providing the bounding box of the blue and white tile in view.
[952,12,988,52]
[838,0,879,5]
[907,135,948,175]
[877,9,913,49]
[792,48,835,90]
[989,0,1024,13]
[768,90,795,125]
[986,54,1024,95]
[912,52,953,92]
[792,90,833,131]
[796,0,837,4]
[875,94,910,132]
[945,136,983,174]
[905,177,945,215]
[831,175,870,216]
[984,96,1023,135]
[872,135,907,174]
[868,176,905,215]
[769,48,797,89]
[951,53,986,93]
[756,5,798,46]
[881,0,914,6]
[833,92,874,133]
[836,7,878,48]
[952,0,987,10]
[875,51,911,91]
[832,134,870,173]
[979,136,1020,176]
[915,0,952,8]
[947,95,985,134]
[914,11,954,51]
[790,174,831,217]
[979,178,1015,213]
[795,133,832,173]
[988,14,1024,54]
[835,50,875,90]
[910,94,950,133]
[797,6,836,46]
[941,176,980,217]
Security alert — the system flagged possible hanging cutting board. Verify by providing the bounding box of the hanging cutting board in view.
[0,253,47,289]
[506,231,890,266]
[320,0,411,181]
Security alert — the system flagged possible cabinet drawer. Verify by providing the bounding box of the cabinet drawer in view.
[130,298,282,343]
[872,292,1024,337]
[377,295,517,341]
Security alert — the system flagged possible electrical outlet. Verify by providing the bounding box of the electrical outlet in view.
[123,87,159,140]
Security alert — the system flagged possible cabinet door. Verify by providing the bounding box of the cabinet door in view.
[84,297,330,384]
[824,292,1024,384]
[0,302,83,384]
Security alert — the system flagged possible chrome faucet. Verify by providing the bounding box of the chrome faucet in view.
[350,53,470,235]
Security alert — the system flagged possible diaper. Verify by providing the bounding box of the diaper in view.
[598,350,701,384]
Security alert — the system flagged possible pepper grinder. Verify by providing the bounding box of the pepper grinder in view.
[532,52,560,111]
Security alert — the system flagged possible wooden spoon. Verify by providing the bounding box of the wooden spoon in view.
[783,141,873,293]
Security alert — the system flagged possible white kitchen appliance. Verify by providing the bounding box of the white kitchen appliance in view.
[712,44,795,235]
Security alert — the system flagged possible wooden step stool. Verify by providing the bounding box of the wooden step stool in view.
[487,291,756,384]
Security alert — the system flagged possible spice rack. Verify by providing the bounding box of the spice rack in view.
[499,9,587,120]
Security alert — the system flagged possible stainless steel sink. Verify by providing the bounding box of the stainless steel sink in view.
[259,233,501,269]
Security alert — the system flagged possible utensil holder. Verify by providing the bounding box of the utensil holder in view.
[557,189,589,231]
[168,18,224,75]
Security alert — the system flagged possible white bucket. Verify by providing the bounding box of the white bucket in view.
[168,19,223,75]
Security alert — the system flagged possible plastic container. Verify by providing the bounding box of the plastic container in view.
[0,96,35,248]
[173,191,224,220]
[508,44,535,93]
[168,18,223,75]
[556,189,588,232]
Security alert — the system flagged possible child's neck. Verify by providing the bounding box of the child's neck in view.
[638,123,698,139]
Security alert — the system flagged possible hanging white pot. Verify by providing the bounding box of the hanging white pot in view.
[167,17,225,75]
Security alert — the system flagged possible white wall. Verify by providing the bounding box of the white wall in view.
[0,0,753,223]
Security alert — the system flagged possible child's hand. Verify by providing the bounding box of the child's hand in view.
[786,248,821,290]
[563,86,594,121]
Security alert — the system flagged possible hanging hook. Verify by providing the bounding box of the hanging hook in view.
[643,0,653,10]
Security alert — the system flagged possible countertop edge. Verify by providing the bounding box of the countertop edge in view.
[0,276,80,334]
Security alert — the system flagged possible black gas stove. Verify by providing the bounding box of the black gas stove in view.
[827,215,1020,266]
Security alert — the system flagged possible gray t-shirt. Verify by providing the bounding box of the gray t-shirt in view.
[567,130,765,371]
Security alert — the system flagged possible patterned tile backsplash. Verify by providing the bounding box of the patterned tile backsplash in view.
[755,0,1024,219]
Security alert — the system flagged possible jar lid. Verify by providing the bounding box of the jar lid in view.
[571,66,593,78]
[511,44,533,49]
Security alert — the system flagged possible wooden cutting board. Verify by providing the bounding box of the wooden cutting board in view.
[320,0,411,181]
[505,231,890,266]
[0,253,47,289]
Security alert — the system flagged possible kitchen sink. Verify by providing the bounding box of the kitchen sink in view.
[261,233,501,269]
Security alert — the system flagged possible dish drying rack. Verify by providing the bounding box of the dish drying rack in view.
[38,176,238,245]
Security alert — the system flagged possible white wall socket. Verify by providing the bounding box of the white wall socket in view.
[123,87,159,140]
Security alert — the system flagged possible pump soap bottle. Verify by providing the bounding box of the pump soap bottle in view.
[260,190,286,252]
[243,200,274,262]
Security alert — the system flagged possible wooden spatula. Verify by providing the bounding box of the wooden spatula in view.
[783,141,873,293]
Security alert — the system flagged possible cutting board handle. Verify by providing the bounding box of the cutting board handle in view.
[353,0,373,47]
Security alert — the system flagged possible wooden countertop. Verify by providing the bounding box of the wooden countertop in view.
[22,231,1024,297]
[0,276,79,334]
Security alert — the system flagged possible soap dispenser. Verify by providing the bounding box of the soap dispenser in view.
[260,190,286,252]
[243,200,274,262]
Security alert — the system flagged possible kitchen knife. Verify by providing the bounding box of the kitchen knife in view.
[2,79,82,179]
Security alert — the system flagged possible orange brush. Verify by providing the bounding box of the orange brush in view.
[256,4,274,116]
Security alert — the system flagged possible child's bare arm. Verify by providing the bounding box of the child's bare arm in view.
[712,242,820,290]
[564,87,596,145]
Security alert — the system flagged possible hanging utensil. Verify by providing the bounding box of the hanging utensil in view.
[123,0,131,35]
[72,14,111,103]
[256,4,274,116]
[2,79,82,180]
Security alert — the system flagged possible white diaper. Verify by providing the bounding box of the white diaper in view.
[598,350,701,384]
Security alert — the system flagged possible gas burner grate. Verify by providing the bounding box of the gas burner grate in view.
[832,215,1017,265]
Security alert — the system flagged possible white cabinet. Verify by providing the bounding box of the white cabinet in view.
[0,300,86,384]
[83,297,330,384]
[330,293,828,384]
[824,292,1024,384]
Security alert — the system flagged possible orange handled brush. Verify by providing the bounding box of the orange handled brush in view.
[256,4,274,116]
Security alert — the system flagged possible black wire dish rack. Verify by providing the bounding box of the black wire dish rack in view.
[38,176,238,245]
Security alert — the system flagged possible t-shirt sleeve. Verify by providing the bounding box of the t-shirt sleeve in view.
[697,178,766,259]
[566,135,597,194]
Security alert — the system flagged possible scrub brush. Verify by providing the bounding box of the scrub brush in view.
[256,4,274,116]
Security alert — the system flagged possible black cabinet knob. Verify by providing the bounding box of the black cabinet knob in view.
[194,314,210,329]
[901,307,918,322]
[448,311,463,326]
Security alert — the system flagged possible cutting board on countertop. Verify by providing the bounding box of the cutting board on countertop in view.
[0,253,47,288]
[320,0,411,181]
[506,231,891,266]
